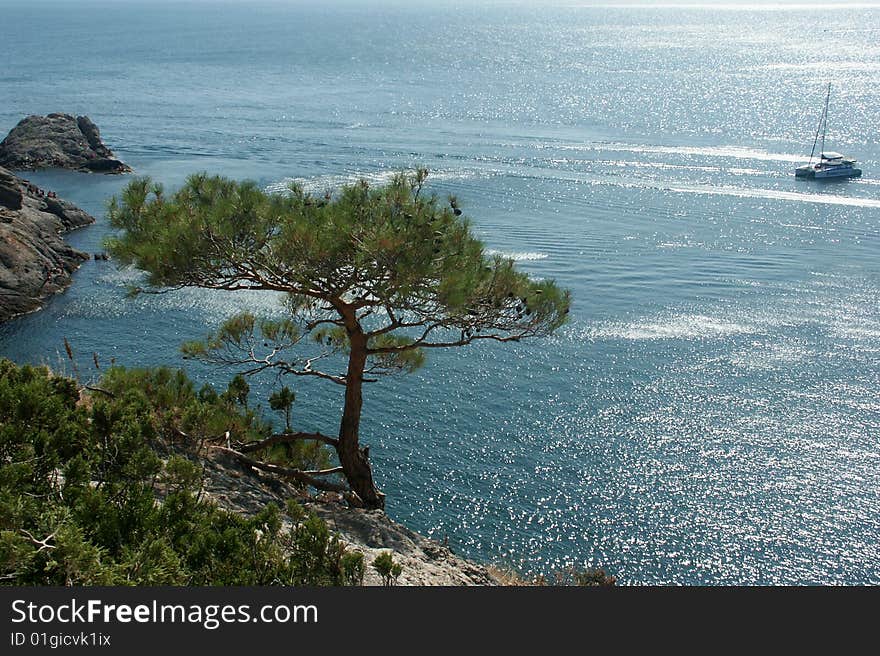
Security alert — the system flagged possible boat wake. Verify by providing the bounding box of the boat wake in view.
[551,142,805,164]
[265,168,484,195]
[668,184,880,209]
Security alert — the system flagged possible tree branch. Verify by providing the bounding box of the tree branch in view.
[302,466,345,476]
[237,432,339,453]
[210,446,348,493]
[83,385,116,398]
[279,358,348,385]
[20,529,56,552]
[367,330,530,354]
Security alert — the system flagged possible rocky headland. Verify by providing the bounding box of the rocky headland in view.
[0,113,131,173]
[0,166,94,321]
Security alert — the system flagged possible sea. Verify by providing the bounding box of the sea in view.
[1,0,878,584]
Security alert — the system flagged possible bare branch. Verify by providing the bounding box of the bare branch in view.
[279,357,348,385]
[209,446,348,493]
[285,368,348,385]
[83,386,116,398]
[365,316,425,338]
[301,467,345,476]
[20,529,56,552]
[237,432,340,453]
[367,329,531,355]
[305,317,346,331]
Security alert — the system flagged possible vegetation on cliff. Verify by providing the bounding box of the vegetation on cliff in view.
[0,360,364,585]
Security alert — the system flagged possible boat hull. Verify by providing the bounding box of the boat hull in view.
[795,166,862,179]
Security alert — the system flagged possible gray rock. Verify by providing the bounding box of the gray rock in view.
[0,166,94,321]
[199,448,498,586]
[0,113,131,173]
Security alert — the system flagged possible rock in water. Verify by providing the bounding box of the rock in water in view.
[0,113,131,173]
[0,166,94,322]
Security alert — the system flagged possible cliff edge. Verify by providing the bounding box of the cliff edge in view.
[201,447,497,586]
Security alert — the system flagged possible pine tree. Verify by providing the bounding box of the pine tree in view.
[268,386,295,432]
[106,169,571,508]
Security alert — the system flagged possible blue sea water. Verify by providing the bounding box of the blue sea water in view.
[1,0,879,584]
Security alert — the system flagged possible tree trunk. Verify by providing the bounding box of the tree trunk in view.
[337,333,385,509]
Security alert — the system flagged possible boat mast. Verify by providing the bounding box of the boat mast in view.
[808,82,831,165]
[819,82,831,158]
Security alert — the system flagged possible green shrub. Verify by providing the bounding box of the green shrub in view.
[0,360,357,586]
[372,551,403,586]
[285,506,365,586]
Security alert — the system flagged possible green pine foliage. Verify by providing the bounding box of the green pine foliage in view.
[268,386,295,432]
[372,551,403,586]
[0,360,358,586]
[97,367,330,472]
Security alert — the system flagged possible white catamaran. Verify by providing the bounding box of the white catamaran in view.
[795,83,862,180]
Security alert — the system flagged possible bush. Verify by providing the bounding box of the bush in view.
[372,551,403,586]
[98,366,329,473]
[0,360,357,586]
[285,505,365,586]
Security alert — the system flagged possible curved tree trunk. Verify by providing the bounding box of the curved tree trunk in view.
[337,332,385,509]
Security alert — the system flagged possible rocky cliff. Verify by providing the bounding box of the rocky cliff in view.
[201,447,497,586]
[0,166,94,321]
[0,114,131,173]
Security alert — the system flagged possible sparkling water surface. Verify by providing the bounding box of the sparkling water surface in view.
[1,1,878,584]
